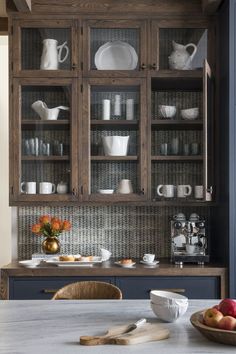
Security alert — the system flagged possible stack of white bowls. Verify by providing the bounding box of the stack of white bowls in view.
[150,290,189,322]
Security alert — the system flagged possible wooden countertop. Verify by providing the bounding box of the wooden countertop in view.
[1,259,227,277]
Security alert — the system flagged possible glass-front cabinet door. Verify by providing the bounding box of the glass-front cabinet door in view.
[150,20,212,72]
[82,78,148,202]
[83,20,147,76]
[13,20,78,76]
[10,79,79,203]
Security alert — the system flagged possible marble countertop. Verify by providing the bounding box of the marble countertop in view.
[0,299,236,354]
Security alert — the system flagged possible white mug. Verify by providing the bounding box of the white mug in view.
[117,179,133,194]
[157,184,175,198]
[39,182,56,194]
[186,244,196,254]
[21,181,36,194]
[143,254,155,263]
[177,185,192,198]
[102,99,110,120]
[194,185,204,199]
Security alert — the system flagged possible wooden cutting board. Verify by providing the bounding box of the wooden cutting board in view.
[80,323,170,345]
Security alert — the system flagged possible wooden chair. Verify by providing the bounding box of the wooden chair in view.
[52,281,122,300]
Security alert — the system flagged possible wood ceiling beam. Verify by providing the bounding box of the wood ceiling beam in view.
[12,0,31,12]
[202,0,223,14]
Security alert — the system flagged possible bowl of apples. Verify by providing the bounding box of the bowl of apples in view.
[190,299,236,346]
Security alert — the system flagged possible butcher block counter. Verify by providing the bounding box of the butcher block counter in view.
[0,300,235,354]
[0,261,227,300]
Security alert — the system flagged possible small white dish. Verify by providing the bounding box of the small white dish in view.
[98,189,114,194]
[19,260,41,268]
[114,261,136,268]
[140,260,159,266]
[181,107,199,120]
[158,105,176,119]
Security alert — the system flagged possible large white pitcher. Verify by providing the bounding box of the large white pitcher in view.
[168,41,197,70]
[40,39,69,70]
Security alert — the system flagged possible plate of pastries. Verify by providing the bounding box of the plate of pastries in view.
[115,258,136,268]
[45,255,102,267]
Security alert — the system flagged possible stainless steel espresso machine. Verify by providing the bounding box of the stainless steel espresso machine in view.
[171,213,209,265]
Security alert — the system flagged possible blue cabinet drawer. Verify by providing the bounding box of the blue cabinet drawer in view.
[116,276,220,299]
[9,277,115,300]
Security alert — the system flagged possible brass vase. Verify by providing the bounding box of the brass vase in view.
[42,236,60,254]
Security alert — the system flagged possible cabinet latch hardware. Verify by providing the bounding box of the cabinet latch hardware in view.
[80,62,83,71]
[140,188,145,195]
[81,27,83,35]
[80,186,84,194]
[72,63,77,70]
[141,63,146,70]
[207,186,213,194]
[72,188,77,196]
[80,84,83,93]
[152,63,157,70]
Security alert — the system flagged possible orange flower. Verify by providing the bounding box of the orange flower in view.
[39,215,51,225]
[62,220,71,231]
[31,224,41,234]
[51,221,61,231]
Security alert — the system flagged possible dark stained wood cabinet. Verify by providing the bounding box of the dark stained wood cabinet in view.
[8,7,216,206]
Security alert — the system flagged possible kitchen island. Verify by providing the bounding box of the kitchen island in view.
[0,300,235,354]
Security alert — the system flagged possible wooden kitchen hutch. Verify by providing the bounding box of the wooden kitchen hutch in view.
[1,0,230,300]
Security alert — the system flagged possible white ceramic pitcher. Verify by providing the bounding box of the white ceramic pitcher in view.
[168,41,197,70]
[102,136,130,156]
[40,39,69,70]
[31,100,69,120]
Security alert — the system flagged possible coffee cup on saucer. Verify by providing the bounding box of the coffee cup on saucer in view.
[173,213,186,221]
[143,254,155,263]
[189,213,200,221]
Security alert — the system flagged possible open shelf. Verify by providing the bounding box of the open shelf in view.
[151,120,203,130]
[21,120,70,130]
[91,156,138,161]
[151,155,203,161]
[91,120,138,130]
[21,156,70,161]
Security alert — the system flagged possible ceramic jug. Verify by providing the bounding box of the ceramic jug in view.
[56,181,68,194]
[40,39,69,70]
[168,41,197,70]
[31,100,69,120]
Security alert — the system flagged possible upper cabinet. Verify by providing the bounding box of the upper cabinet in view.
[83,20,147,76]
[13,20,79,76]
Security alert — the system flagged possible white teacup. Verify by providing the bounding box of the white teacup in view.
[21,181,36,194]
[157,184,175,198]
[143,254,155,263]
[39,182,56,194]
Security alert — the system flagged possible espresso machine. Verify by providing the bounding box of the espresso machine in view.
[171,213,209,265]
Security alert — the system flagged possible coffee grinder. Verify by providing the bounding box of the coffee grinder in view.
[171,214,209,265]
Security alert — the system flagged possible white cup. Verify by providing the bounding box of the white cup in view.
[143,254,155,263]
[157,184,175,198]
[117,179,133,194]
[21,181,36,194]
[186,244,196,254]
[177,185,192,198]
[194,185,204,199]
[126,98,134,120]
[39,182,56,194]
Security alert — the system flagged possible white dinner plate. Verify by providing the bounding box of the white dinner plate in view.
[45,256,102,266]
[94,41,138,70]
[114,261,136,268]
[140,260,159,266]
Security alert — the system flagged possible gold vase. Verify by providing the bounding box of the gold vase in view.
[42,236,60,254]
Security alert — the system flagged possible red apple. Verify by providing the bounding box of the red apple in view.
[203,308,224,328]
[218,316,236,330]
[219,299,236,317]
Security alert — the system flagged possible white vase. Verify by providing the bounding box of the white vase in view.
[102,136,130,156]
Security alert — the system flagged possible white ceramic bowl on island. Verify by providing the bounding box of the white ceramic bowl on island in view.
[181,107,199,120]
[158,105,176,119]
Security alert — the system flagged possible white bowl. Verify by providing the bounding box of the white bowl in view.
[158,105,176,119]
[98,189,114,194]
[150,301,188,322]
[181,107,199,120]
[150,290,188,306]
[19,260,41,268]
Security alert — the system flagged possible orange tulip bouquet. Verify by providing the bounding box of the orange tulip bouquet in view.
[31,215,71,254]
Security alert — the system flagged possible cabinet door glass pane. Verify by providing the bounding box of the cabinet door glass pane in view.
[90,84,141,196]
[21,85,71,195]
[90,28,139,70]
[21,28,71,70]
[159,29,207,70]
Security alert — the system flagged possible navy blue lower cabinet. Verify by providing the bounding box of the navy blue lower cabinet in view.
[116,276,220,299]
[9,277,115,300]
